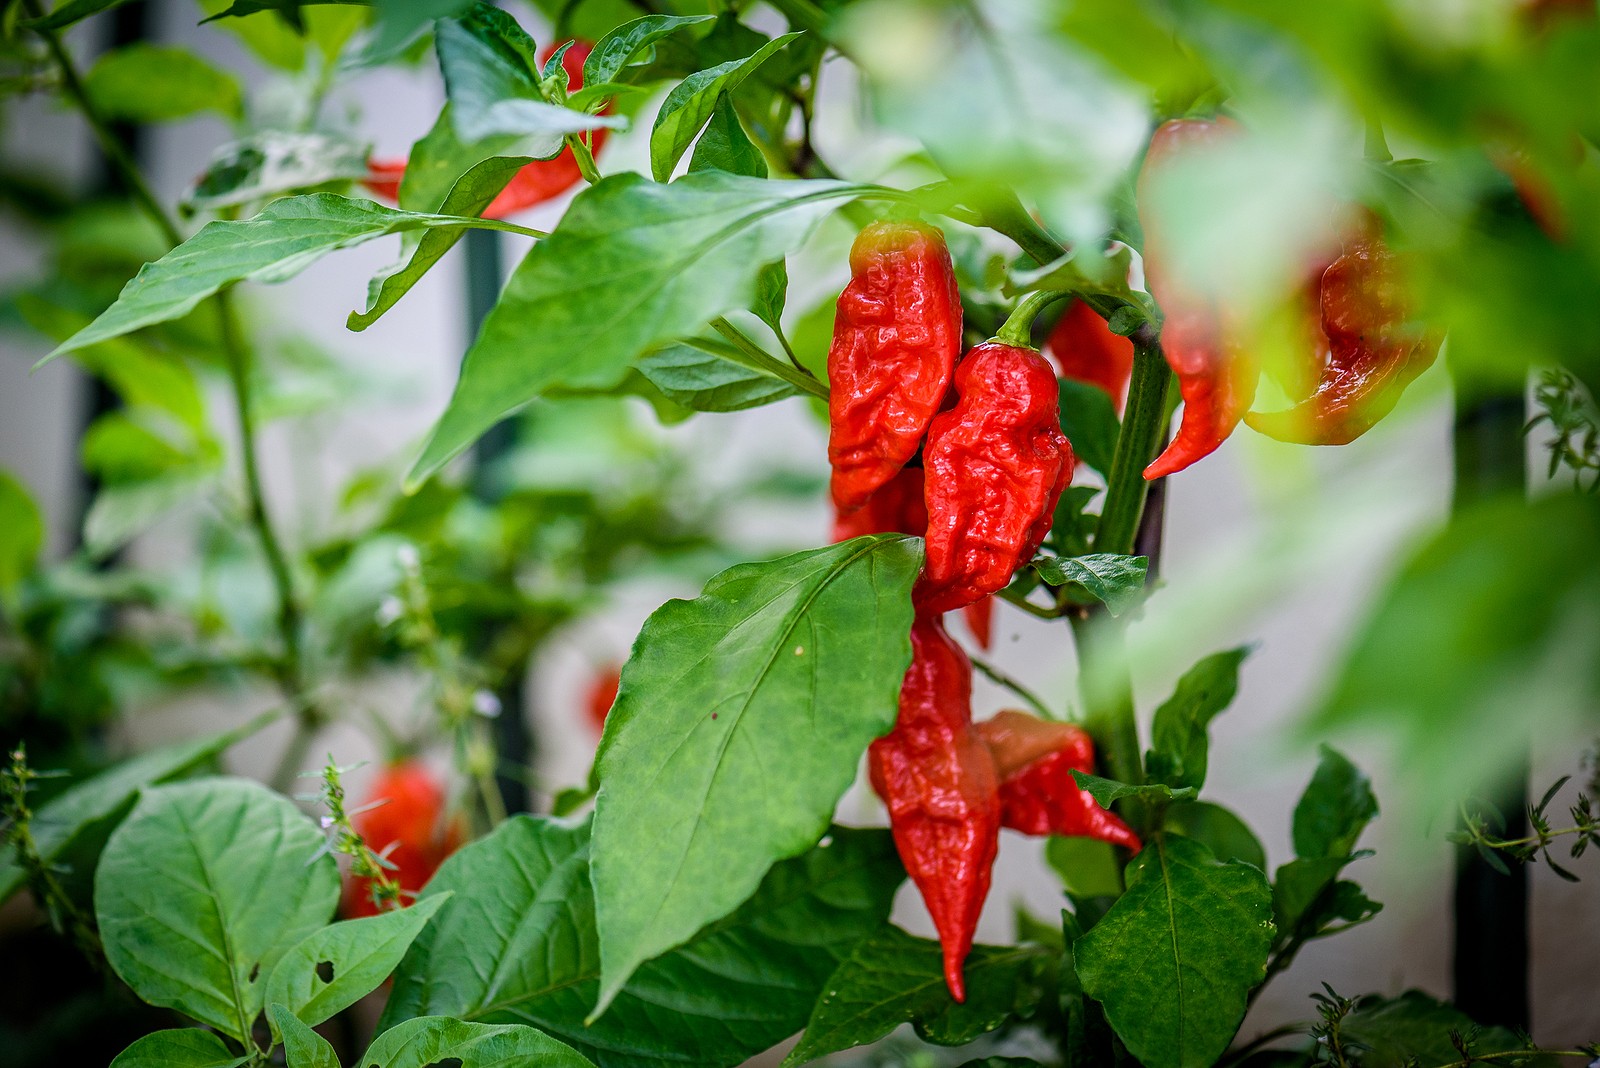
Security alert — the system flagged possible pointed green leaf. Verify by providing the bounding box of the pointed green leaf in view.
[636,341,799,412]
[270,1006,341,1068]
[1030,553,1148,616]
[1163,801,1266,871]
[1074,835,1275,1068]
[108,1029,246,1068]
[266,894,450,1029]
[1069,771,1195,808]
[591,535,922,1014]
[585,14,717,86]
[84,45,243,122]
[782,927,1054,1066]
[1144,647,1251,792]
[650,33,801,181]
[1292,745,1378,860]
[361,1017,595,1068]
[688,93,767,177]
[407,172,877,483]
[94,779,340,1040]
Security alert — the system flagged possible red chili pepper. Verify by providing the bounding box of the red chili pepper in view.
[869,615,1000,1002]
[1245,231,1438,445]
[827,220,962,515]
[917,342,1074,616]
[961,597,994,650]
[342,761,462,918]
[831,465,927,542]
[586,664,622,735]
[1138,117,1257,481]
[975,710,1141,849]
[362,40,605,218]
[1045,299,1135,412]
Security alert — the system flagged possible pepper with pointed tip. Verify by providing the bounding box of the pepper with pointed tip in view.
[976,710,1142,848]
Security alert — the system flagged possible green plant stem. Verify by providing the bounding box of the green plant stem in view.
[704,320,830,400]
[970,654,1056,719]
[977,190,1132,324]
[996,586,1063,620]
[995,290,1069,348]
[1094,331,1171,555]
[1216,1022,1313,1067]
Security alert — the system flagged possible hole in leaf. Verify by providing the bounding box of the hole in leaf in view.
[422,1060,464,1068]
[248,963,260,983]
[315,960,335,983]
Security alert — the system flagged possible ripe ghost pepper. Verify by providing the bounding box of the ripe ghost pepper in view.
[827,221,962,515]
[1045,299,1135,412]
[831,465,927,542]
[869,615,1000,1003]
[342,761,462,918]
[917,342,1074,615]
[1138,117,1256,480]
[976,710,1141,849]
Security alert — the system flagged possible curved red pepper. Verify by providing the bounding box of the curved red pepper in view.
[831,465,927,542]
[1245,232,1438,445]
[917,342,1074,616]
[962,598,995,650]
[827,221,962,515]
[975,710,1141,849]
[1138,117,1256,481]
[869,615,1000,1003]
[1045,299,1135,412]
[342,761,462,918]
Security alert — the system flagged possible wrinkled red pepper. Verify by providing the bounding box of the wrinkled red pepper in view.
[831,465,927,542]
[975,710,1141,849]
[869,615,1000,1003]
[827,221,962,515]
[917,342,1074,615]
[362,39,605,218]
[1045,299,1135,412]
[342,761,462,918]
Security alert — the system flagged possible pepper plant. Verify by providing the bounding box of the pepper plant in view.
[3,0,1600,1066]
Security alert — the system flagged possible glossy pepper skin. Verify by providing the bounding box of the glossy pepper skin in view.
[976,711,1141,849]
[362,40,604,218]
[917,342,1074,616]
[1045,299,1135,412]
[1245,233,1438,445]
[831,465,927,542]
[1139,117,1255,481]
[342,761,462,918]
[827,221,962,515]
[869,615,1000,1003]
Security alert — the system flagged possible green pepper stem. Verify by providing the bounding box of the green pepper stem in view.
[994,290,1068,348]
[1093,331,1172,556]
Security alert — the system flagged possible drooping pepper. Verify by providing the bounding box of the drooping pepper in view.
[1244,231,1439,445]
[1045,299,1135,412]
[962,598,995,650]
[1138,117,1256,481]
[362,39,605,218]
[342,761,462,918]
[869,615,1000,1003]
[831,465,927,542]
[917,342,1075,616]
[827,221,963,515]
[975,710,1141,849]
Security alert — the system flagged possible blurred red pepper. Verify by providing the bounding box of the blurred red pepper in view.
[362,39,605,218]
[868,615,1000,1003]
[1045,299,1135,412]
[961,598,994,650]
[975,710,1141,849]
[586,664,622,735]
[342,761,462,918]
[830,465,927,543]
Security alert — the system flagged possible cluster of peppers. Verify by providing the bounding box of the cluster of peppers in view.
[825,220,1142,1002]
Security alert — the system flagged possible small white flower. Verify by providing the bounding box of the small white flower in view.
[472,689,503,718]
[375,596,404,627]
[395,544,421,572]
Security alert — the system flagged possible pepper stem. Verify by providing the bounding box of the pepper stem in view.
[994,290,1068,348]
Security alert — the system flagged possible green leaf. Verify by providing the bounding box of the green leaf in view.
[25,0,131,30]
[1045,835,1122,899]
[93,778,340,1041]
[0,719,269,906]
[362,1017,595,1068]
[1074,835,1275,1068]
[1164,801,1266,871]
[108,1029,246,1068]
[782,927,1055,1066]
[1030,553,1148,616]
[270,1006,341,1068]
[1292,745,1378,860]
[0,470,42,601]
[1069,771,1196,808]
[636,341,799,412]
[752,258,787,331]
[591,535,922,1014]
[407,172,876,483]
[185,131,371,213]
[45,194,531,363]
[83,45,242,122]
[266,894,450,1030]
[1339,991,1529,1068]
[84,472,217,558]
[394,106,519,215]
[1057,378,1120,479]
[650,33,801,181]
[1272,859,1381,939]
[584,13,718,86]
[369,0,470,55]
[688,93,767,177]
[349,155,529,331]
[382,817,901,1067]
[1144,647,1251,792]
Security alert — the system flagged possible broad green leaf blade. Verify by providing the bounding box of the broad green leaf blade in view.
[782,927,1054,1066]
[688,94,768,177]
[186,131,371,213]
[0,471,42,601]
[591,535,922,1014]
[1069,771,1195,808]
[395,106,524,215]
[0,717,270,906]
[1074,835,1274,1068]
[1340,992,1528,1067]
[1045,836,1122,899]
[1272,858,1381,938]
[382,817,901,1067]
[585,13,717,86]
[369,0,468,54]
[1291,745,1378,860]
[108,1029,246,1068]
[266,894,450,1029]
[1144,647,1251,792]
[636,342,800,412]
[1030,553,1148,616]
[407,172,875,484]
[650,33,800,181]
[84,471,218,558]
[1057,378,1120,478]
[361,1017,595,1068]
[270,1006,341,1068]
[84,45,243,122]
[93,778,340,1040]
[45,195,528,363]
[752,259,787,331]
[349,156,530,331]
[1164,801,1267,871]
